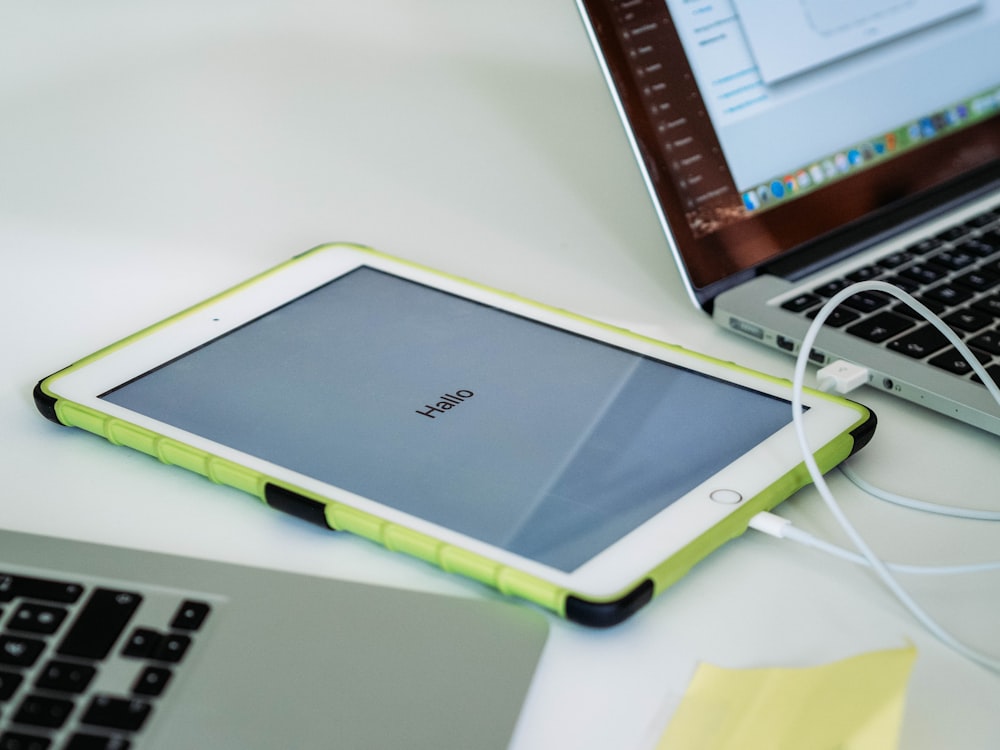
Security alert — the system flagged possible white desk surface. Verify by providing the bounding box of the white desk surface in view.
[3,3,998,748]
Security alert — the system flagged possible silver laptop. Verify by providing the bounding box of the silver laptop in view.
[577,0,1000,435]
[0,528,548,749]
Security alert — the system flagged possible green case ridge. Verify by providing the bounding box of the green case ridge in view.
[35,243,873,626]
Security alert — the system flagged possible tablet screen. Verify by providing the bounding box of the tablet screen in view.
[102,267,792,571]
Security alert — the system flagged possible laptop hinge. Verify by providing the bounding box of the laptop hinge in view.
[764,159,1000,283]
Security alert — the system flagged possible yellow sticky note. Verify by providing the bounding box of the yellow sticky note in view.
[657,646,917,750]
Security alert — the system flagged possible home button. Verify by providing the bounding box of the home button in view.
[709,489,743,505]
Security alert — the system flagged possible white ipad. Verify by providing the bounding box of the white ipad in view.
[36,244,875,626]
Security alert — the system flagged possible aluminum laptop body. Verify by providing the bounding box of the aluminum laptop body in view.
[0,528,548,749]
[577,0,1000,435]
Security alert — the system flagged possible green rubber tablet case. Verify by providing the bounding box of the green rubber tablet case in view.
[34,244,875,627]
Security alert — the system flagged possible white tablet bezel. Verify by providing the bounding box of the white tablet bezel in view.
[48,245,865,599]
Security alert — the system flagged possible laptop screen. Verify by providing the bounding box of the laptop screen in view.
[579,0,1000,303]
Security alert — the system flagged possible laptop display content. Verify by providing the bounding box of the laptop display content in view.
[0,529,549,749]
[577,0,1000,435]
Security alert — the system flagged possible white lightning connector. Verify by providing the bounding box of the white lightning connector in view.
[816,360,870,395]
[747,510,792,538]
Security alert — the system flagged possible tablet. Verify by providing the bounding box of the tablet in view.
[35,244,875,626]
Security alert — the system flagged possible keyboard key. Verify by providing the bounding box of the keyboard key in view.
[928,249,977,271]
[900,264,947,285]
[8,603,68,635]
[58,589,142,661]
[957,238,998,257]
[878,251,913,269]
[955,269,1000,293]
[152,634,191,664]
[936,225,970,243]
[35,660,97,694]
[881,276,919,294]
[929,347,991,376]
[0,636,46,668]
[13,694,74,729]
[846,265,882,282]
[908,237,943,254]
[781,293,820,313]
[0,670,23,700]
[972,294,1000,318]
[893,295,945,319]
[170,600,211,631]
[132,666,172,697]
[968,329,1000,355]
[0,574,83,604]
[976,228,1000,250]
[888,325,950,359]
[0,732,51,750]
[813,279,851,297]
[840,291,890,314]
[923,284,972,307]
[846,312,914,342]
[80,695,151,732]
[65,733,131,750]
[944,309,993,333]
[121,629,161,659]
[807,306,859,327]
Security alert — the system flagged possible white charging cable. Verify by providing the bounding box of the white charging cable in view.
[750,511,1000,575]
[839,463,1000,521]
[778,279,1000,672]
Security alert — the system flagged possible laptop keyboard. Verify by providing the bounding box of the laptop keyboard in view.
[1,568,213,750]
[782,204,1000,385]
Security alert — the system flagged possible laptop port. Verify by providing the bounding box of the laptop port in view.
[728,317,764,340]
